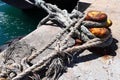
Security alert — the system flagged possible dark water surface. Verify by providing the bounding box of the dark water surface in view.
[0,0,45,45]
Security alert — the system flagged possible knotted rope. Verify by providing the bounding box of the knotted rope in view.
[12,15,112,80]
[12,38,103,80]
[26,0,83,62]
[0,0,113,80]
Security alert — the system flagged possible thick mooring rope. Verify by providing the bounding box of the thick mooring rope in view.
[12,16,112,80]
[28,16,85,62]
[12,38,102,80]
[27,19,77,62]
[27,0,83,62]
[82,20,107,28]
[0,0,113,80]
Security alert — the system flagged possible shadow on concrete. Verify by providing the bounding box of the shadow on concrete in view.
[76,2,91,12]
[70,38,118,66]
[108,38,118,56]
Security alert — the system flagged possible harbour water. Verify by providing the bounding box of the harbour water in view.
[0,0,44,45]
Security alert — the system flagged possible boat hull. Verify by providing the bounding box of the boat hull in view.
[1,0,78,12]
[2,0,36,9]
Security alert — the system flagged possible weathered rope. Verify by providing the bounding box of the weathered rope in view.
[12,38,102,80]
[65,38,102,53]
[27,19,77,62]
[32,9,86,80]
[27,15,85,62]
[10,23,113,80]
[8,23,112,80]
[0,1,112,80]
[45,57,66,80]
[80,25,96,39]
[2,41,35,64]
[60,16,86,49]
[0,41,36,79]
[82,20,107,28]
[81,25,113,47]
[26,0,83,62]
[25,0,85,63]
[44,24,112,79]
[34,0,73,27]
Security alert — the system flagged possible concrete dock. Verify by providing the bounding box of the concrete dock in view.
[59,0,120,80]
[0,0,120,80]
